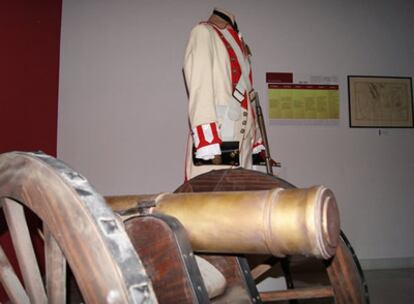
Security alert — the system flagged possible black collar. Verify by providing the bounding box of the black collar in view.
[212,9,239,33]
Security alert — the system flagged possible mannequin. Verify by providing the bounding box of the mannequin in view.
[183,8,264,180]
[208,8,236,29]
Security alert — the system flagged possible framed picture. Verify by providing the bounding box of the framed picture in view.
[348,76,413,128]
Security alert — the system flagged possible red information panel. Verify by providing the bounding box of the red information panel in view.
[266,72,293,83]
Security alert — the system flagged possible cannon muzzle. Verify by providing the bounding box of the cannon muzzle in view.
[107,186,340,259]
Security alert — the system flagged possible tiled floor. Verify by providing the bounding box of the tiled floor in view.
[258,263,414,303]
[365,268,414,304]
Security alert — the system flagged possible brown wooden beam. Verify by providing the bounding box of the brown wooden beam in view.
[260,286,334,301]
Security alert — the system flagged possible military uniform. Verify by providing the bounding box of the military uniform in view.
[183,10,264,180]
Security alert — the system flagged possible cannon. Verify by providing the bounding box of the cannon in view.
[0,151,368,303]
[107,186,339,259]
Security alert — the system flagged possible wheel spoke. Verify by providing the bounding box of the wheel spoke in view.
[0,152,157,303]
[0,244,30,304]
[2,198,47,304]
[45,225,67,303]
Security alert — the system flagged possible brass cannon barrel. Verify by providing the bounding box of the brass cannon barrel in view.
[107,186,340,259]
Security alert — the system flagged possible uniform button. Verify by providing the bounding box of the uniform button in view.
[243,112,248,117]
[231,57,236,61]
[232,68,238,73]
[242,120,247,125]
[240,129,245,134]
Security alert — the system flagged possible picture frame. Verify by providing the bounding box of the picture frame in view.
[348,75,413,128]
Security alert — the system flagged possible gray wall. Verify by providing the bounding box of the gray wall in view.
[58,0,414,261]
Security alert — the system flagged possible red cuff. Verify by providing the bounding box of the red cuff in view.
[252,141,266,154]
[252,140,263,149]
[193,123,222,149]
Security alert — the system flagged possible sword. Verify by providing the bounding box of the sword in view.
[254,92,281,175]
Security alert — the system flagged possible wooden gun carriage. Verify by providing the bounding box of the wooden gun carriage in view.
[0,152,369,303]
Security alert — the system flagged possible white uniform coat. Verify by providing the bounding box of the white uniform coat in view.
[184,22,261,180]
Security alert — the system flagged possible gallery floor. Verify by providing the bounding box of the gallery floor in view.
[257,258,414,303]
[363,268,414,304]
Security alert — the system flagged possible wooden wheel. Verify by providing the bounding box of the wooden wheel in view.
[175,168,370,304]
[0,151,157,303]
